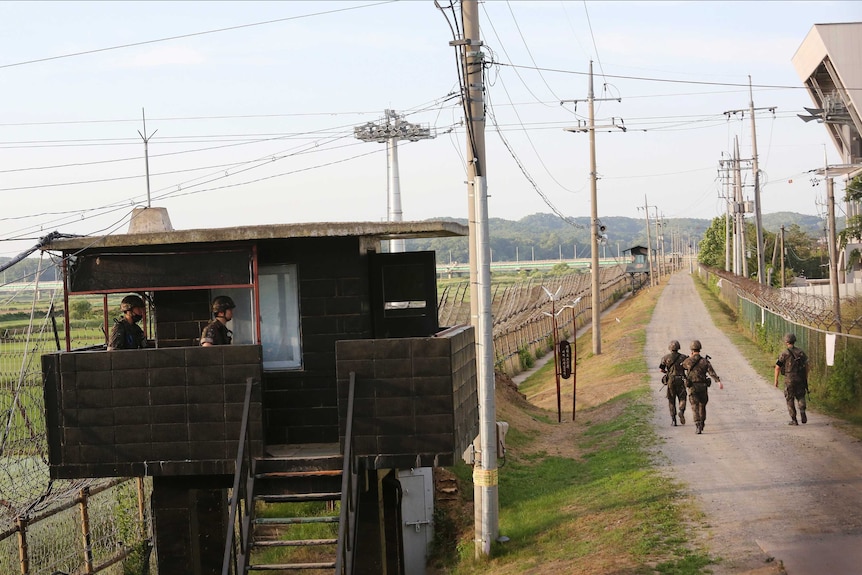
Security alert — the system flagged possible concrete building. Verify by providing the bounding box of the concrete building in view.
[40,218,479,575]
[793,22,862,283]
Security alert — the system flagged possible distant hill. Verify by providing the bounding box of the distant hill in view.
[409,212,828,264]
[1,212,828,276]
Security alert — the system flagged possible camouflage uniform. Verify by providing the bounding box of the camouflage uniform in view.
[682,351,720,434]
[108,317,146,350]
[659,350,688,426]
[776,346,808,424]
[200,319,232,346]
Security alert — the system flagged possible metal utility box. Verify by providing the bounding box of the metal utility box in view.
[398,468,435,575]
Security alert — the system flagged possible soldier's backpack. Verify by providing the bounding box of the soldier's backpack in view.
[668,352,685,380]
[785,348,807,377]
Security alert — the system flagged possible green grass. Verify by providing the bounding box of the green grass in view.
[439,280,715,575]
[451,396,712,575]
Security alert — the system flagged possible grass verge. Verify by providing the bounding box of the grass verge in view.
[434,280,714,575]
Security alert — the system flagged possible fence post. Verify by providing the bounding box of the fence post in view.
[17,516,29,575]
[137,477,147,539]
[79,487,94,574]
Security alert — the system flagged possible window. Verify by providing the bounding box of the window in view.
[259,264,302,370]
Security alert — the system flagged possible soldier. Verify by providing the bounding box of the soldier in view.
[681,340,723,435]
[201,295,236,346]
[108,294,147,350]
[659,340,688,426]
[774,333,809,425]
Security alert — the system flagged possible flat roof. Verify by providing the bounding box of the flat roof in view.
[40,220,468,252]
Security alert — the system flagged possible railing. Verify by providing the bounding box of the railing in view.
[222,377,258,575]
[335,372,360,575]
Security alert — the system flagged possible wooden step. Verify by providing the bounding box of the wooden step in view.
[248,561,336,570]
[256,492,341,503]
[255,469,342,480]
[255,538,337,547]
[255,516,338,525]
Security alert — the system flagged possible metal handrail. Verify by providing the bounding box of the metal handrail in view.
[222,377,256,575]
[335,372,359,575]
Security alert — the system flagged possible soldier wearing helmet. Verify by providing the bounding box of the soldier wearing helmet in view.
[774,333,809,425]
[681,339,722,435]
[108,294,147,350]
[201,295,236,346]
[658,340,688,426]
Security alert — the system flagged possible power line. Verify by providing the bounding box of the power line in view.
[494,61,819,90]
[0,1,396,70]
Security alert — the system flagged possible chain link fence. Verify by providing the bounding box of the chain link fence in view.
[698,265,862,413]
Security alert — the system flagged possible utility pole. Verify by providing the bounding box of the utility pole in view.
[824,162,842,332]
[733,137,749,278]
[638,198,654,286]
[719,152,736,272]
[725,89,775,283]
[458,0,498,557]
[354,110,435,252]
[138,108,157,208]
[563,61,625,355]
[653,210,663,282]
[780,225,786,288]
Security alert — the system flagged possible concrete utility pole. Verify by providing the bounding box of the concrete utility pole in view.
[780,225,786,288]
[458,0,498,557]
[733,137,749,278]
[725,86,775,283]
[719,156,736,272]
[654,209,663,282]
[563,60,625,356]
[354,110,435,252]
[638,199,654,286]
[824,162,842,332]
[138,108,157,208]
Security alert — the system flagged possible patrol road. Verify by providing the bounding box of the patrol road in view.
[645,273,862,575]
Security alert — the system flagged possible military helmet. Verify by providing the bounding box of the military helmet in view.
[783,333,796,344]
[120,294,145,312]
[212,295,236,316]
[689,340,702,351]
[668,340,680,351]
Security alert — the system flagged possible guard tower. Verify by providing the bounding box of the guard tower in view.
[40,220,479,575]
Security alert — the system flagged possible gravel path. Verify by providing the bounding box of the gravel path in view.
[645,273,862,574]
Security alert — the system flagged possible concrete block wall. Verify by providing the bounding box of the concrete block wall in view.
[154,290,211,347]
[259,237,372,446]
[42,345,263,479]
[334,325,478,469]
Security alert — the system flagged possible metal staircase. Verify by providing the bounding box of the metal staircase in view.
[223,375,360,575]
[247,447,343,571]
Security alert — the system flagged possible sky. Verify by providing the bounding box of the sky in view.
[1,0,860,260]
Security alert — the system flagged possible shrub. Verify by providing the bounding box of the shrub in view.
[71,300,93,319]
[518,345,535,370]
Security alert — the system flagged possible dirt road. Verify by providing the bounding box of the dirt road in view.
[645,273,862,574]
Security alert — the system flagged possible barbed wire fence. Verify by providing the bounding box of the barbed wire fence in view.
[698,265,862,412]
[438,266,632,376]
[0,257,152,575]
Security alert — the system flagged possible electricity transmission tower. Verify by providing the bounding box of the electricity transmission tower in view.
[354,110,435,252]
